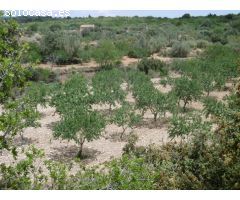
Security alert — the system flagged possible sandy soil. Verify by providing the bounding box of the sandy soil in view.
[0,75,232,173]
[0,104,171,171]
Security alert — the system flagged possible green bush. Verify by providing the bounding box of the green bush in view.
[22,42,42,63]
[93,40,120,67]
[170,42,190,57]
[137,58,168,75]
[41,31,82,64]
[49,24,62,32]
[196,40,209,49]
[26,67,58,83]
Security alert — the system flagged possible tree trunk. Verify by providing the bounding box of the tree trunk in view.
[207,90,210,97]
[153,113,158,122]
[77,139,85,158]
[183,101,187,112]
[120,127,127,140]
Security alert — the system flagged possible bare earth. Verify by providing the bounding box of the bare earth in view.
[0,79,230,172]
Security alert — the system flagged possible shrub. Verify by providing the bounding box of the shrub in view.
[196,40,209,49]
[168,112,211,138]
[181,13,191,19]
[137,58,168,75]
[24,82,49,111]
[49,24,62,32]
[26,67,57,83]
[52,50,71,65]
[93,40,120,67]
[22,42,42,63]
[41,31,82,65]
[170,42,190,58]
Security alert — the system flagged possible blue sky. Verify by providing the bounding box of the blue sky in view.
[70,10,240,18]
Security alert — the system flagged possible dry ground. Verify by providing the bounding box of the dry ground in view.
[0,78,231,173]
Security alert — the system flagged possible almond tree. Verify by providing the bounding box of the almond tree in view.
[92,69,126,110]
[111,103,141,139]
[53,108,105,158]
[173,76,202,112]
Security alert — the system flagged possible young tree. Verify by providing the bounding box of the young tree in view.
[53,108,105,158]
[25,82,49,112]
[168,112,211,139]
[111,103,141,139]
[131,74,177,122]
[92,69,126,110]
[202,96,227,118]
[51,74,91,115]
[146,89,177,122]
[173,76,202,111]
[198,72,215,96]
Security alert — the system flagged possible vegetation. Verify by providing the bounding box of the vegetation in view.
[1,12,240,190]
[92,69,126,110]
[172,76,202,111]
[137,58,168,75]
[111,103,141,139]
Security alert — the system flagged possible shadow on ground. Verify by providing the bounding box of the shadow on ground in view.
[49,145,101,164]
[13,136,38,146]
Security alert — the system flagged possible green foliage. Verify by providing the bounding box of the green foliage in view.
[27,23,38,33]
[181,13,191,19]
[93,40,120,67]
[170,42,190,57]
[111,103,141,139]
[92,69,126,110]
[0,16,27,103]
[51,73,106,158]
[137,58,168,75]
[0,146,46,189]
[129,71,177,121]
[54,108,105,158]
[41,31,82,64]
[26,67,57,83]
[168,112,211,138]
[2,12,240,190]
[173,76,202,111]
[23,42,42,63]
[49,24,62,32]
[24,82,49,111]
[0,15,39,151]
[51,74,91,115]
[202,96,227,118]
